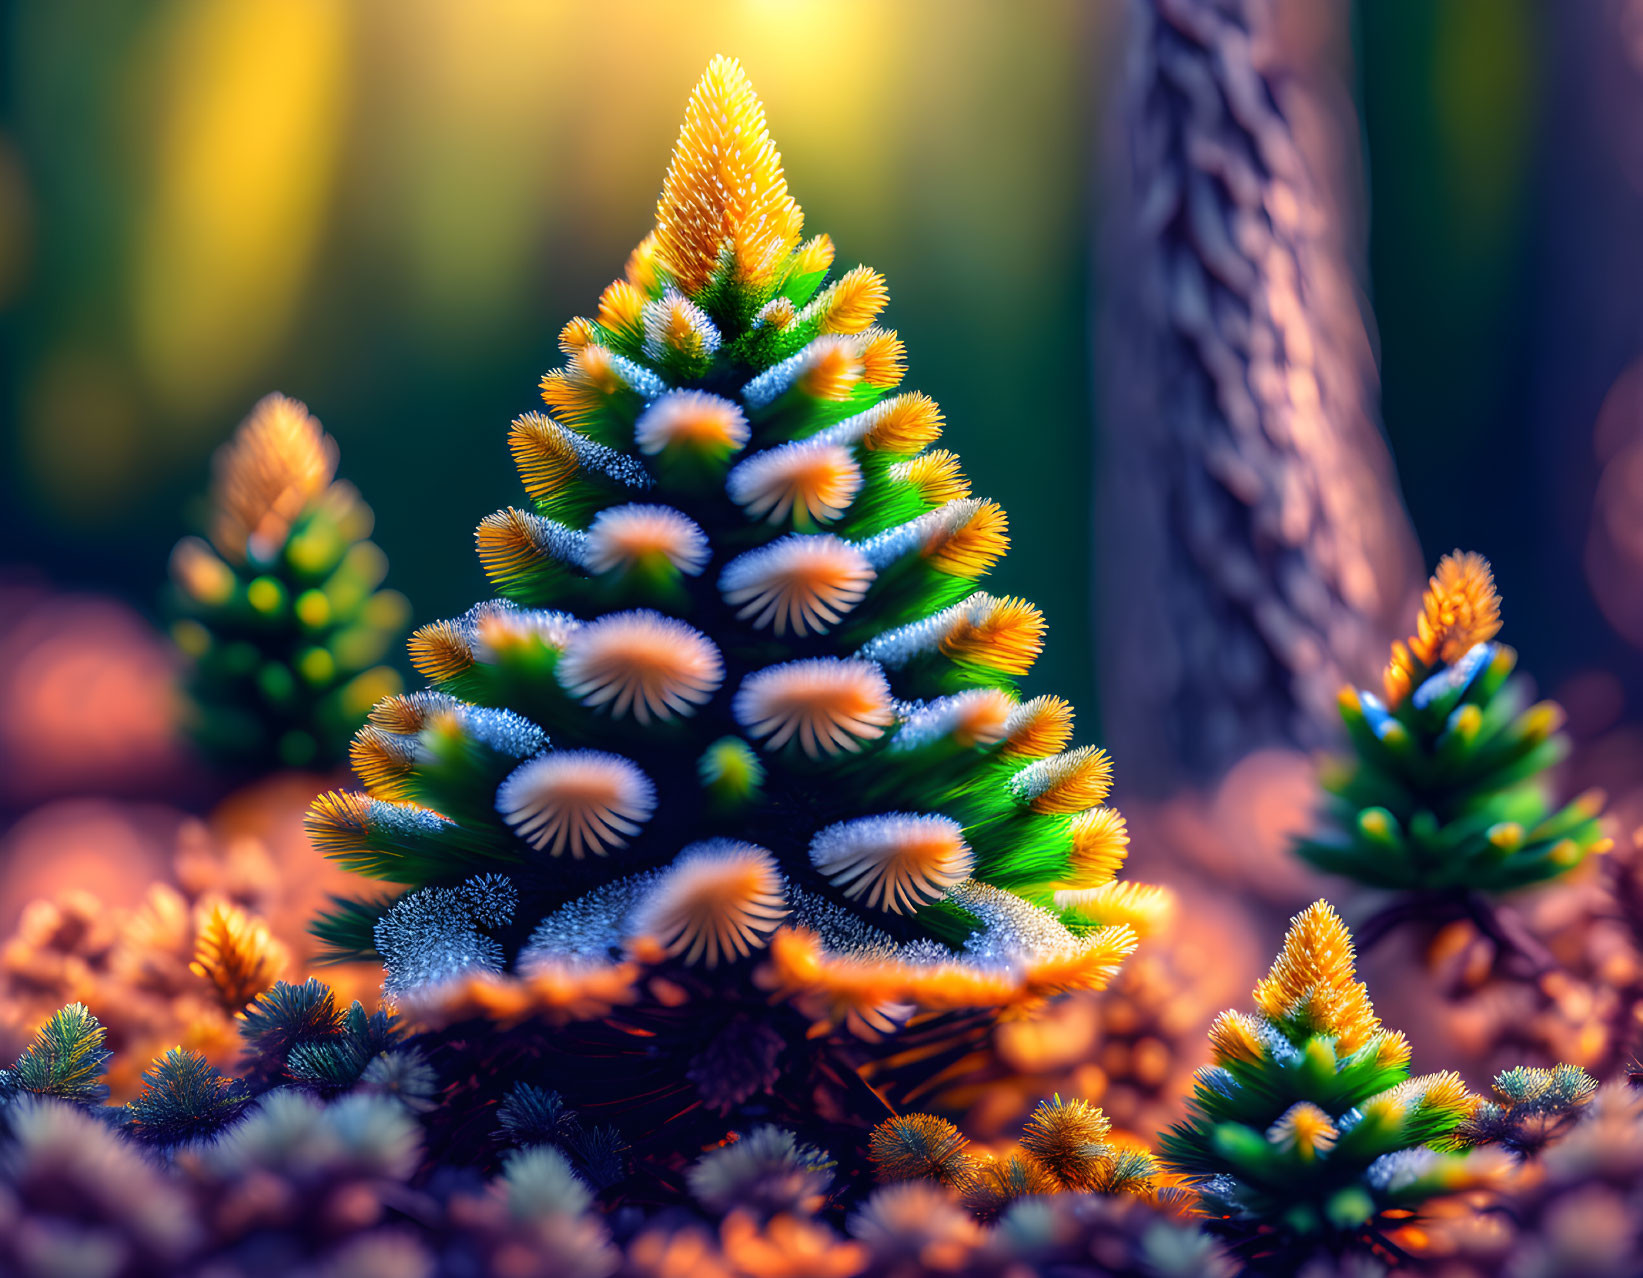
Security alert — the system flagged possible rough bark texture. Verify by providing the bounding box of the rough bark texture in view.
[1098,0,1420,796]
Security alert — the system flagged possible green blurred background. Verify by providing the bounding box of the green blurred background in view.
[2,0,1639,731]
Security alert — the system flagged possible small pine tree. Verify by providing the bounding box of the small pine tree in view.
[1161,901,1505,1270]
[304,57,1152,1174]
[495,1083,579,1146]
[124,1048,251,1147]
[1457,1082,1643,1274]
[237,978,346,1082]
[2,1004,112,1105]
[169,393,409,769]
[1453,1063,1598,1158]
[1295,552,1610,954]
[492,1083,629,1191]
[284,1000,400,1095]
[868,1112,980,1192]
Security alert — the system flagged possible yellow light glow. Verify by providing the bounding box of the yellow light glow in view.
[133,0,349,415]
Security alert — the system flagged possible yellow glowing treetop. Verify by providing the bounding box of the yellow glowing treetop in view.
[1382,550,1502,707]
[654,55,807,295]
[1252,899,1380,1053]
[209,392,339,562]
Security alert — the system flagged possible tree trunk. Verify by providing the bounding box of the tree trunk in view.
[1097,0,1420,796]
